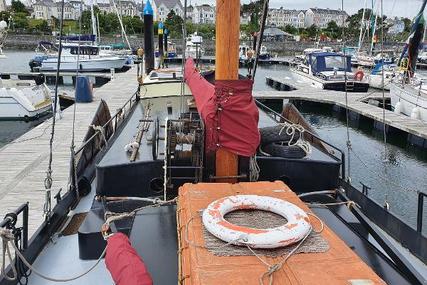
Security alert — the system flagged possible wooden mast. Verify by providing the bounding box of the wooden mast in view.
[215,0,240,181]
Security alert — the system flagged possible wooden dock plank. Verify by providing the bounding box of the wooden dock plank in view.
[0,68,139,267]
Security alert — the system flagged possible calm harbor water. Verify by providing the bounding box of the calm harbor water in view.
[1,50,426,234]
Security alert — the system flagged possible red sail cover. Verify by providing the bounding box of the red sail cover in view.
[184,58,260,156]
[105,233,153,285]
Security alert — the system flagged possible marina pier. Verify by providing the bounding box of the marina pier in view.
[260,76,427,148]
[0,67,138,267]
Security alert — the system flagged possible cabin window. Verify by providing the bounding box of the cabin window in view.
[324,56,346,70]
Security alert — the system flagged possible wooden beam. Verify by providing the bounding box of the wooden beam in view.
[215,0,240,182]
[215,0,240,80]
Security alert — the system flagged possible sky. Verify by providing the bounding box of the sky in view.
[188,0,427,19]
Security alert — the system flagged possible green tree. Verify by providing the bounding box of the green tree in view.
[12,12,29,30]
[402,17,411,33]
[164,9,183,38]
[324,20,341,39]
[11,0,29,15]
[306,24,318,39]
[283,24,298,35]
[0,11,11,22]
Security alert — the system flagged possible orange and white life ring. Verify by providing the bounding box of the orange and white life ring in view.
[202,195,311,249]
[355,70,364,81]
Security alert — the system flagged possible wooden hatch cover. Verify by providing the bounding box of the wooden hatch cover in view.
[177,181,386,285]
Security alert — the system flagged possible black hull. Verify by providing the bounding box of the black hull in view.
[323,82,370,92]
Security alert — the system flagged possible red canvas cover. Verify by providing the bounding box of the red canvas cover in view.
[184,58,260,156]
[105,232,153,285]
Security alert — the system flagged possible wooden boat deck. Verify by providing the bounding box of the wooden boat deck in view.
[0,67,139,267]
[257,76,427,141]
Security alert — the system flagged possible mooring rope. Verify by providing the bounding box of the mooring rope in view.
[249,156,261,182]
[0,228,106,282]
[278,122,312,155]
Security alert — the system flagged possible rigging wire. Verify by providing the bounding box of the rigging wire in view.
[44,0,66,218]
[380,0,390,209]
[341,0,352,182]
[252,0,269,79]
[68,0,84,200]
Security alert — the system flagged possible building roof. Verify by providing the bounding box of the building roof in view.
[195,4,213,11]
[33,0,54,6]
[153,0,183,10]
[308,8,348,16]
[263,26,291,37]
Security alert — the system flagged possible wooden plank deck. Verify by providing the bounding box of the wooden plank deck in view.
[0,67,139,267]
[256,76,427,140]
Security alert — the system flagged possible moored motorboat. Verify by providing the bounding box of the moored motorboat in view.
[0,78,52,120]
[292,51,369,92]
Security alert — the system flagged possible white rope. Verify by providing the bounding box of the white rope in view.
[250,212,324,285]
[249,156,260,181]
[278,122,312,155]
[0,228,106,282]
[1,229,17,281]
[104,197,177,229]
[90,125,107,147]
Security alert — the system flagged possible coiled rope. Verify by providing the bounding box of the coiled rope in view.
[278,122,312,155]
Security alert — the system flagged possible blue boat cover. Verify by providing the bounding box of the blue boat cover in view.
[59,34,96,42]
[308,52,352,74]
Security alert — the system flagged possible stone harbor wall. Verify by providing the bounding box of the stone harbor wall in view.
[4,34,402,56]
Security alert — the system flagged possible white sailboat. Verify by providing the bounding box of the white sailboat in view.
[390,77,427,122]
[389,0,427,122]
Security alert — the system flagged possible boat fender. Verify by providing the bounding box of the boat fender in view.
[355,70,364,81]
[105,232,153,285]
[262,143,307,159]
[202,195,311,249]
[394,102,402,114]
[124,142,140,153]
[411,107,421,120]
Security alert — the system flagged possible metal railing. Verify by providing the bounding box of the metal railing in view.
[0,203,29,250]
[256,99,346,179]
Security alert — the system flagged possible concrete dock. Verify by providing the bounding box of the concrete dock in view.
[0,67,139,265]
[257,76,427,145]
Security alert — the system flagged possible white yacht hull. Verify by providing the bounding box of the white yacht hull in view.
[367,74,391,91]
[0,83,52,119]
[40,57,126,72]
[292,69,370,92]
[390,83,427,122]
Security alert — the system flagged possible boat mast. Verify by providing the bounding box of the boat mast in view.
[111,0,132,50]
[90,0,98,42]
[357,0,367,52]
[370,4,378,55]
[215,0,240,181]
